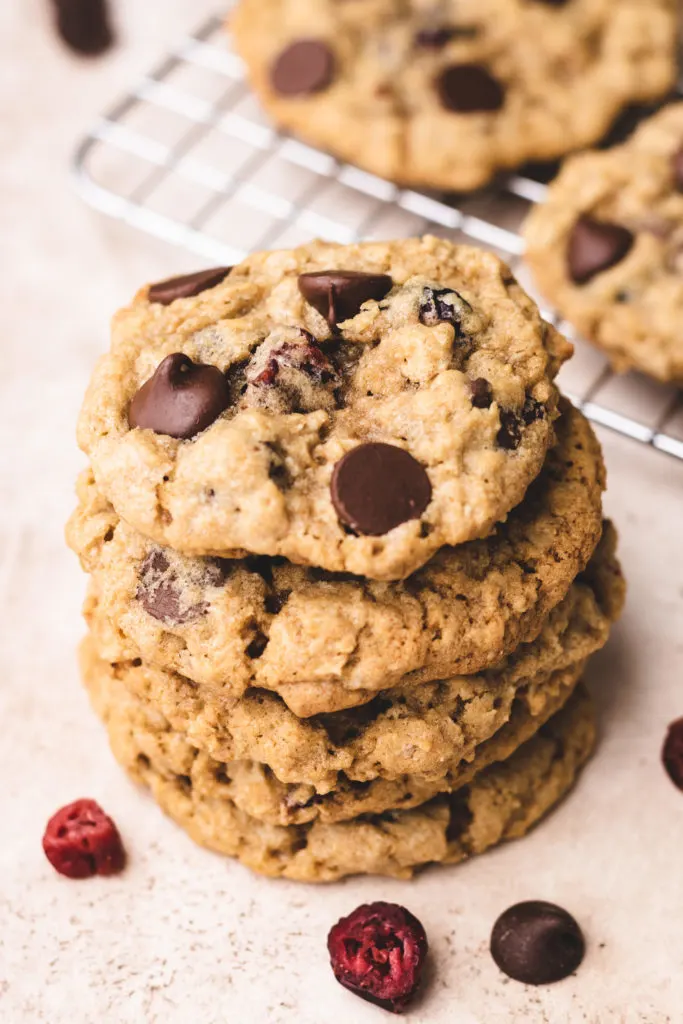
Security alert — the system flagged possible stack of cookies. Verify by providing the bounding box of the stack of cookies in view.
[67,236,624,882]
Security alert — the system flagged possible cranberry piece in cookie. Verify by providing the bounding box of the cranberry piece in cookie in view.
[490,901,585,985]
[270,40,335,96]
[419,285,472,335]
[331,442,432,536]
[567,216,634,284]
[129,353,231,439]
[298,271,392,327]
[327,901,428,1013]
[148,267,232,305]
[43,799,126,879]
[243,328,340,414]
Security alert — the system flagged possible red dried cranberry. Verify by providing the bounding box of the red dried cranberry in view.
[327,901,428,1013]
[43,799,126,879]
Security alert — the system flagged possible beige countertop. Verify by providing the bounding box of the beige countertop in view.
[2,3,683,1022]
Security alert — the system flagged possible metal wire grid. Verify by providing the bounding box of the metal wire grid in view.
[73,12,683,460]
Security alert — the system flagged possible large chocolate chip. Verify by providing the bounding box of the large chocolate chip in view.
[148,267,232,305]
[270,40,335,97]
[567,216,634,285]
[136,551,204,625]
[298,271,393,327]
[672,147,683,193]
[662,717,683,790]
[437,64,505,113]
[129,353,231,439]
[490,901,585,985]
[469,378,492,408]
[331,442,432,536]
[52,0,114,56]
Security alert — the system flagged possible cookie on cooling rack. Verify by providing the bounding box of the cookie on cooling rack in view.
[524,103,683,384]
[229,0,677,192]
[77,236,570,581]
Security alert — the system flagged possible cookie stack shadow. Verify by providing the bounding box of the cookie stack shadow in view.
[66,249,625,882]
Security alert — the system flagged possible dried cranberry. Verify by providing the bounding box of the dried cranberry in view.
[327,901,428,1013]
[43,799,126,879]
[250,335,337,387]
[419,286,470,336]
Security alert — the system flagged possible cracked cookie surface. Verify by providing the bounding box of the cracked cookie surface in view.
[525,103,683,383]
[78,521,622,798]
[77,237,570,580]
[68,401,606,716]
[231,0,677,192]
[86,671,596,881]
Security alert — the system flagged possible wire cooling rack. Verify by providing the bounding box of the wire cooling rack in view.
[73,12,683,460]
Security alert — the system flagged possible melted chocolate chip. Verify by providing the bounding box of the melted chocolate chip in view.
[662,717,683,790]
[469,378,493,408]
[490,901,585,985]
[270,40,335,96]
[136,551,208,625]
[52,0,114,56]
[129,353,231,439]
[567,216,634,285]
[148,267,232,305]
[419,286,471,335]
[497,410,523,450]
[672,146,683,193]
[437,64,505,113]
[331,442,432,536]
[298,271,392,327]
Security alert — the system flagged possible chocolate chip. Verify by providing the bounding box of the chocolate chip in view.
[415,25,479,47]
[490,901,585,985]
[270,40,335,96]
[497,410,523,450]
[298,271,393,327]
[136,551,207,625]
[148,267,232,305]
[532,0,570,5]
[446,790,473,842]
[331,442,432,536]
[522,396,545,425]
[52,0,114,56]
[672,147,683,192]
[419,286,471,335]
[437,64,505,114]
[469,378,492,408]
[567,216,634,285]
[129,353,231,439]
[662,717,683,790]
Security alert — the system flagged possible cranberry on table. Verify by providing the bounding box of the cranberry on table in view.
[327,901,428,1013]
[43,799,126,879]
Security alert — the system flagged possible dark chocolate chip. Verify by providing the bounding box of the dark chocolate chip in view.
[662,717,683,790]
[136,551,208,625]
[419,286,471,334]
[672,147,683,192]
[52,0,114,56]
[532,0,570,5]
[298,271,393,327]
[490,901,585,985]
[270,40,335,96]
[469,378,493,408]
[446,789,473,842]
[522,396,545,425]
[437,64,505,114]
[415,26,456,48]
[497,410,523,450]
[567,216,634,285]
[148,267,232,305]
[129,353,231,439]
[331,442,432,536]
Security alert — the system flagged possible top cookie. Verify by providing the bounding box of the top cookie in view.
[230,0,677,192]
[524,103,683,384]
[78,237,569,580]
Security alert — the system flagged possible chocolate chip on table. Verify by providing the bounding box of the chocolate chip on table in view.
[490,901,585,985]
[327,902,429,1012]
[469,377,493,408]
[42,799,126,879]
[567,216,634,285]
[270,40,336,96]
[298,271,393,327]
[51,0,114,57]
[662,717,683,789]
[148,267,232,305]
[671,147,683,192]
[437,64,505,113]
[129,353,231,439]
[331,442,432,536]
[419,286,471,334]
